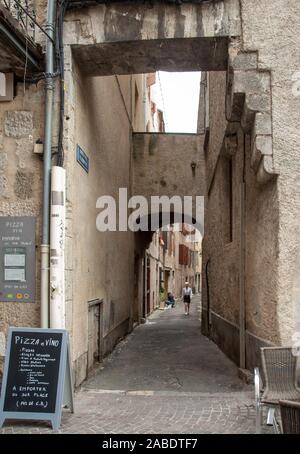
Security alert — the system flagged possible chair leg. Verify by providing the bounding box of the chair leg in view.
[256,403,262,434]
[273,413,280,434]
[261,405,264,424]
[267,407,275,426]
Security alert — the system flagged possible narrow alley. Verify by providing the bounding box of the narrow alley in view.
[0,296,261,434]
[1,0,300,440]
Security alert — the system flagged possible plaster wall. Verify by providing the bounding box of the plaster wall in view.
[0,82,47,371]
[64,59,138,385]
[240,0,300,344]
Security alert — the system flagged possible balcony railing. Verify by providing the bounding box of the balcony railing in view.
[0,0,36,40]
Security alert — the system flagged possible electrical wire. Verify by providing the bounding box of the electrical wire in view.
[157,71,168,130]
[115,76,134,131]
[26,71,60,83]
[23,34,28,95]
[56,0,69,167]
[5,0,55,44]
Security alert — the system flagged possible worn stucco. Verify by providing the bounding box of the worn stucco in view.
[240,0,300,345]
[0,83,44,358]
[205,71,228,190]
[64,55,139,384]
[202,0,300,366]
[64,0,240,75]
[133,133,206,217]
[202,122,243,327]
[1,0,300,380]
[202,64,281,366]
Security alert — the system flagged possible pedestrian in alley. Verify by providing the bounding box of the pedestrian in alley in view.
[182,281,193,315]
[165,292,175,309]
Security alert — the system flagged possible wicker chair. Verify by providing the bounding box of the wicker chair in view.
[254,347,300,434]
[279,400,300,433]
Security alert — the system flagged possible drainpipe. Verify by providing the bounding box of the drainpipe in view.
[143,74,147,130]
[239,182,246,369]
[41,1,56,328]
[205,258,210,336]
[50,166,66,329]
[239,130,247,369]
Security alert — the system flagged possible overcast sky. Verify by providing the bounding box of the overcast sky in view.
[154,71,201,133]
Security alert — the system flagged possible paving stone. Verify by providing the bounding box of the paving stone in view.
[0,298,274,434]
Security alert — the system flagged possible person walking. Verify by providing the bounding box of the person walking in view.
[182,281,193,316]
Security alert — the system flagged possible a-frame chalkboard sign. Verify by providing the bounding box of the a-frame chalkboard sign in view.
[0,327,74,431]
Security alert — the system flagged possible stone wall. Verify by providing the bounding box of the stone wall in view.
[202,63,281,367]
[202,0,300,368]
[202,105,279,366]
[133,133,206,231]
[0,82,45,369]
[240,0,300,345]
[205,72,228,190]
[65,0,240,75]
[2,0,300,380]
[202,102,243,329]
[64,56,138,385]
[0,61,146,386]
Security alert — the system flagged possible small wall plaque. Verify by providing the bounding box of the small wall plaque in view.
[76,144,89,173]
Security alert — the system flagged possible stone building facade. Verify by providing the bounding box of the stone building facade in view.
[144,225,202,318]
[200,0,300,370]
[0,0,300,384]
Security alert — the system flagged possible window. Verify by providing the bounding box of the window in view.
[179,244,189,266]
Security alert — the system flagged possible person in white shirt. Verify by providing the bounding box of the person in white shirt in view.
[182,281,193,316]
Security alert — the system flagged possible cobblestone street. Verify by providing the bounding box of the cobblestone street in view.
[0,0,299,441]
[0,296,265,434]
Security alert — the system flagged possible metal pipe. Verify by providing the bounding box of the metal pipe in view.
[41,0,56,328]
[239,181,246,369]
[50,166,66,329]
[205,258,210,336]
[143,73,147,130]
[239,134,247,369]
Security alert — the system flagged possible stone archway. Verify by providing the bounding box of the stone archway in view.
[65,0,240,74]
[63,0,277,187]
[61,0,282,375]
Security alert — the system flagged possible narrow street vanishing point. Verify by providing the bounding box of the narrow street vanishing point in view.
[1,297,267,434]
[0,0,300,437]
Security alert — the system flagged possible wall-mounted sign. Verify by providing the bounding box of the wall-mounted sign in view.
[0,217,36,303]
[76,144,89,173]
[0,327,74,431]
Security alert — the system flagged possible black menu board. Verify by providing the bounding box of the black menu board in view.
[0,328,73,430]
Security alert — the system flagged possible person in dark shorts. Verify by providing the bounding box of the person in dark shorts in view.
[165,292,175,308]
[182,281,193,315]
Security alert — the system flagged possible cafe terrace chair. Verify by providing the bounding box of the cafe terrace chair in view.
[279,399,300,433]
[254,347,300,434]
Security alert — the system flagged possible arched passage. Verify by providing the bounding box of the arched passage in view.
[133,210,203,323]
[59,0,281,387]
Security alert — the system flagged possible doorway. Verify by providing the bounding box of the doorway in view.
[87,299,104,374]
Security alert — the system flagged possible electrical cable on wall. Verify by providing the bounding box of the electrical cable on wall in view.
[23,35,28,96]
[115,75,134,131]
[56,0,70,167]
[157,71,168,130]
[67,0,215,9]
[3,0,55,43]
